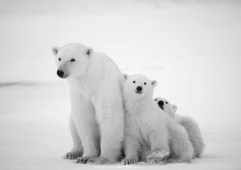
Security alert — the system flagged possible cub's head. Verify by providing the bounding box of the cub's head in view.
[154,97,177,118]
[123,74,157,100]
[51,43,93,79]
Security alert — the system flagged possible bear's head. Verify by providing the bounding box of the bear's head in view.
[51,43,93,79]
[154,97,177,118]
[123,74,157,100]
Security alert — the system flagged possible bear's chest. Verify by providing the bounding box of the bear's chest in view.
[133,114,153,145]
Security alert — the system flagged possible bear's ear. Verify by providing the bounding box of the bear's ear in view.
[51,46,59,56]
[123,74,128,80]
[151,80,157,87]
[172,105,178,113]
[86,48,93,56]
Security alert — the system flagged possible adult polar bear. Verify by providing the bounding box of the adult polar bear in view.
[51,43,125,164]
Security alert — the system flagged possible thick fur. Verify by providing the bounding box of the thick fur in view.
[155,97,204,158]
[122,74,193,164]
[52,43,124,164]
[177,116,204,158]
[154,97,177,119]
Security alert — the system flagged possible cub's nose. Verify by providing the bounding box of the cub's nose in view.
[57,70,64,77]
[158,100,164,110]
[136,86,142,92]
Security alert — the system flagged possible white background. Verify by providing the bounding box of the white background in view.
[0,0,241,169]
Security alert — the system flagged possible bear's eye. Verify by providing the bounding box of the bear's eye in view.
[58,58,61,61]
[155,99,157,101]
[86,49,91,55]
[133,81,136,84]
[165,101,168,104]
[70,58,75,62]
[144,82,147,85]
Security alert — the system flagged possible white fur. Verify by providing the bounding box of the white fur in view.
[52,43,124,164]
[154,97,177,119]
[154,97,204,158]
[122,74,193,164]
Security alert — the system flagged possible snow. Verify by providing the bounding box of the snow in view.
[0,0,241,170]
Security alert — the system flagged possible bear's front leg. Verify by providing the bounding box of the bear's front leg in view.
[122,134,140,165]
[70,92,100,164]
[65,117,83,160]
[90,97,124,164]
[147,129,170,164]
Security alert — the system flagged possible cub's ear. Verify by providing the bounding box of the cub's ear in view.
[123,74,128,80]
[51,46,60,56]
[172,105,178,113]
[86,48,93,56]
[151,80,157,87]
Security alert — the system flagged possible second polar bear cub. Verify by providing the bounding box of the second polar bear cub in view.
[155,97,204,158]
[122,74,194,164]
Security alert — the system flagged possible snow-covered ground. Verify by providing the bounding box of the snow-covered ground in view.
[0,0,241,169]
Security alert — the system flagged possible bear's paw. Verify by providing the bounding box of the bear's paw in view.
[65,151,83,160]
[146,150,170,164]
[123,158,138,165]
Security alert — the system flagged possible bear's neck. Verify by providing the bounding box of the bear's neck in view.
[67,76,88,94]
[124,96,153,115]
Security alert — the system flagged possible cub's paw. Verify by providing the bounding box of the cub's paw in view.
[123,158,138,165]
[76,156,91,164]
[146,150,170,164]
[87,157,109,164]
[65,151,83,160]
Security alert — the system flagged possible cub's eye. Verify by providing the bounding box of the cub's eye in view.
[58,58,61,61]
[144,82,147,85]
[155,99,157,101]
[165,101,168,104]
[70,58,75,62]
[133,81,136,84]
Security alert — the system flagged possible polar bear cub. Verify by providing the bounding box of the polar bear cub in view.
[122,74,194,164]
[154,97,204,158]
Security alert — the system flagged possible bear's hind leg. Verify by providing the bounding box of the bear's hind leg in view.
[91,99,124,164]
[178,116,204,158]
[170,124,194,163]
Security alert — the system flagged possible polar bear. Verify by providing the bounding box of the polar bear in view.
[154,97,177,119]
[122,74,194,164]
[51,43,124,164]
[154,97,204,158]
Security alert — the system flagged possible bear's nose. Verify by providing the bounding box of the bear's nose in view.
[136,86,142,92]
[158,100,164,110]
[57,70,64,77]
